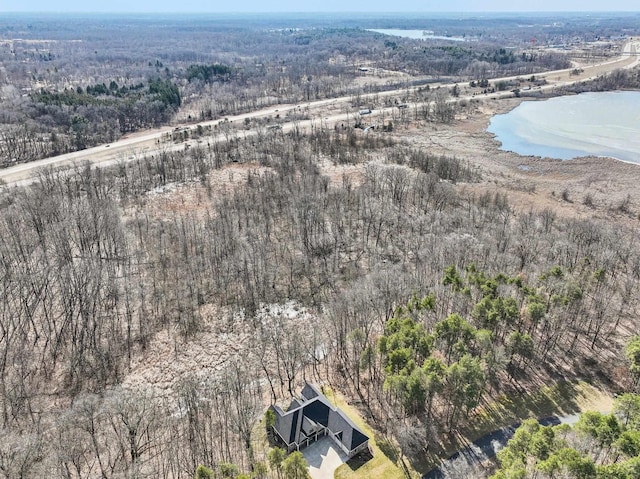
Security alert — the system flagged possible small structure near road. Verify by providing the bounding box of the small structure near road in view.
[270,383,370,459]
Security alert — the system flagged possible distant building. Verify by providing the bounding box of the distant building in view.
[270,383,370,459]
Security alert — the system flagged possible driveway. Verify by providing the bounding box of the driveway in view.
[422,417,563,479]
[302,436,348,479]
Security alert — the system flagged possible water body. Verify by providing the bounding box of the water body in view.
[488,91,640,163]
[367,29,466,42]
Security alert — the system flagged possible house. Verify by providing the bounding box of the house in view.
[269,383,370,459]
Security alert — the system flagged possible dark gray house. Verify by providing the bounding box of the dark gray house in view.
[270,383,369,459]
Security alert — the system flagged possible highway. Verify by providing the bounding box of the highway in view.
[1,40,638,187]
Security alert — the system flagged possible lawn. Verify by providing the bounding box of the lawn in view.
[325,388,419,479]
[465,380,613,440]
[409,380,614,473]
[250,415,271,469]
[254,381,612,479]
[331,380,612,477]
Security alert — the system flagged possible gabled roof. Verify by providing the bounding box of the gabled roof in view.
[328,407,369,451]
[270,383,369,453]
[301,383,321,400]
[288,398,302,410]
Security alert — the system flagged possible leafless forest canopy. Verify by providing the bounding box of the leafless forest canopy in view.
[0,12,595,165]
[1,11,640,479]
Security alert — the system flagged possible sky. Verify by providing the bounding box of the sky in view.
[0,0,638,13]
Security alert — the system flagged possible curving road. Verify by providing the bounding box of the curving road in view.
[1,40,638,186]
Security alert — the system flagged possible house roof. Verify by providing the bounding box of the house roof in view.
[270,383,369,453]
[301,383,321,400]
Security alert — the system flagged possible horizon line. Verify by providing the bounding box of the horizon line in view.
[1,10,639,14]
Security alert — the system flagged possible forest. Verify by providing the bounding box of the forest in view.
[0,13,576,166]
[1,10,640,479]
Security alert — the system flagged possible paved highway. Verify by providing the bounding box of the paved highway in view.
[1,40,638,186]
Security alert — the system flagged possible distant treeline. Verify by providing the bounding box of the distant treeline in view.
[0,78,181,164]
[186,63,232,83]
[32,78,180,111]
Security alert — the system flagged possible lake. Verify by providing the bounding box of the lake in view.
[367,29,466,42]
[487,91,640,163]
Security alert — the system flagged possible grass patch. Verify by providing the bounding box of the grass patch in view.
[465,380,613,440]
[273,381,611,478]
[411,380,613,472]
[250,413,271,466]
[324,388,419,479]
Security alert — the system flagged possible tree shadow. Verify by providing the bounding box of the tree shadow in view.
[268,429,285,449]
[377,436,401,463]
[403,436,448,475]
[465,379,588,440]
[407,378,603,475]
